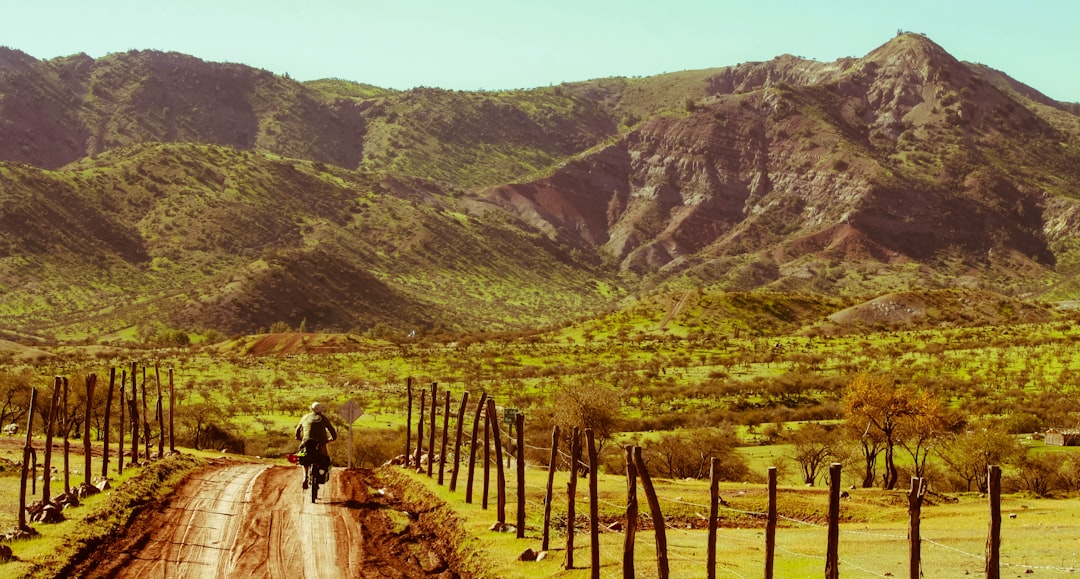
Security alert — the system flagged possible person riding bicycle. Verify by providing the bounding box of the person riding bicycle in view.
[295,402,337,489]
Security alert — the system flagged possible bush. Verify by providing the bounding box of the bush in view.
[641,426,748,480]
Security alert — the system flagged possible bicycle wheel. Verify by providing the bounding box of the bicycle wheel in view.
[310,467,319,503]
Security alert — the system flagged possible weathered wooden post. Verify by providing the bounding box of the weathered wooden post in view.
[542,425,560,551]
[18,388,38,532]
[482,405,490,509]
[168,367,175,453]
[623,445,638,579]
[118,370,125,474]
[414,388,425,471]
[404,377,413,468]
[83,373,97,487]
[565,427,581,570]
[42,376,62,505]
[986,465,1002,579]
[155,366,164,459]
[62,376,71,495]
[428,382,437,478]
[486,397,506,526]
[129,362,139,466]
[141,366,151,460]
[466,392,486,503]
[825,462,842,579]
[707,457,720,579]
[438,390,451,485]
[449,391,469,492]
[102,368,115,477]
[908,476,926,579]
[765,466,777,579]
[586,428,600,578]
[633,446,668,579]
[516,411,526,539]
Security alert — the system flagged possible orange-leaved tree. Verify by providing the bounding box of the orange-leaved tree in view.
[844,373,924,490]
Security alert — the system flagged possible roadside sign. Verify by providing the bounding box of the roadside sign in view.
[339,399,364,424]
[503,408,518,425]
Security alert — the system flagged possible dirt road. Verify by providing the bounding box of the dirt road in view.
[70,460,459,578]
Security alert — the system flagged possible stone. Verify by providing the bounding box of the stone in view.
[518,548,537,561]
[75,483,101,499]
[420,549,446,573]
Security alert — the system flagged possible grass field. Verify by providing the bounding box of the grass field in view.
[392,460,1080,578]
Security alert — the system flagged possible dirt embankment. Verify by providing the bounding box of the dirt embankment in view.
[67,461,465,578]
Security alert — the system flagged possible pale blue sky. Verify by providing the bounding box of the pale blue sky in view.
[2,0,1078,102]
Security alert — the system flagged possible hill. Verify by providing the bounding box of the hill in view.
[2,33,1080,340]
[0,144,618,340]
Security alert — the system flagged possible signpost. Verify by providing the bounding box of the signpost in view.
[338,399,364,469]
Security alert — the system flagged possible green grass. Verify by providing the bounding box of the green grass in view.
[387,461,1080,578]
[0,451,205,578]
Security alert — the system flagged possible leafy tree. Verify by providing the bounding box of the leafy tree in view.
[1015,452,1066,496]
[174,401,233,450]
[896,393,958,480]
[0,369,34,429]
[844,374,923,490]
[645,425,748,480]
[551,379,623,456]
[843,416,885,488]
[787,423,841,486]
[936,425,1023,492]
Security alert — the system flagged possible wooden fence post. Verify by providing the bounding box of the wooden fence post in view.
[482,406,490,509]
[404,378,412,468]
[102,368,115,478]
[486,398,506,526]
[516,412,526,539]
[439,390,450,485]
[707,456,720,579]
[825,462,842,579]
[428,383,437,478]
[168,368,175,453]
[83,374,97,487]
[62,376,70,495]
[42,376,62,504]
[155,366,163,459]
[586,428,600,579]
[908,477,926,579]
[623,445,638,579]
[466,392,486,503]
[565,427,580,570]
[118,370,125,475]
[450,391,469,492]
[542,425,559,551]
[414,389,425,472]
[141,366,150,461]
[765,466,777,579]
[129,362,139,466]
[986,465,1001,579]
[18,388,37,532]
[633,446,669,579]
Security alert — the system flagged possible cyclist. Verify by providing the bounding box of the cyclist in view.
[295,402,337,489]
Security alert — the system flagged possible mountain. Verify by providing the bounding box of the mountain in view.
[487,34,1080,294]
[2,33,1080,342]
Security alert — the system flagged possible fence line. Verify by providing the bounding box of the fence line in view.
[399,389,1075,579]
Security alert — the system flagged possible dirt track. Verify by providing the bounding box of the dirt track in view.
[71,461,458,578]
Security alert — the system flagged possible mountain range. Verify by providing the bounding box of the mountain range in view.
[2,32,1079,342]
